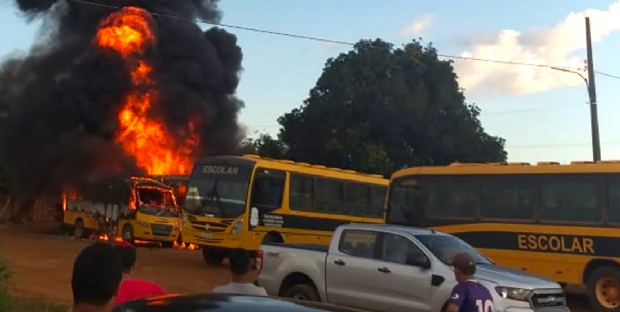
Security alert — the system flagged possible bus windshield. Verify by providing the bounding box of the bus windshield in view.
[386,178,421,225]
[183,177,249,218]
[415,234,493,266]
[136,187,178,217]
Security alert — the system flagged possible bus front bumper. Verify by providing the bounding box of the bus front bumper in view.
[182,227,261,250]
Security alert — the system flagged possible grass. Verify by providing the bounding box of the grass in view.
[0,253,68,311]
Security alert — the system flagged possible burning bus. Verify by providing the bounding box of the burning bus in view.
[62,176,181,247]
[153,175,189,207]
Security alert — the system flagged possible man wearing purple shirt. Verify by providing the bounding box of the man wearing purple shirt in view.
[446,252,495,312]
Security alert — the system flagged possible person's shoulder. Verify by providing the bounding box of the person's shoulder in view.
[249,284,268,296]
[211,283,231,293]
[125,279,166,292]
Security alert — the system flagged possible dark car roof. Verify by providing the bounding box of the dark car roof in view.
[113,293,368,312]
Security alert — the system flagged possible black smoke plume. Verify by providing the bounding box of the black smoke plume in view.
[0,0,245,197]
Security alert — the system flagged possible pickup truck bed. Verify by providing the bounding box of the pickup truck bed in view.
[262,243,328,253]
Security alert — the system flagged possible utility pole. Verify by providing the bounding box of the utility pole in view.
[585,17,601,162]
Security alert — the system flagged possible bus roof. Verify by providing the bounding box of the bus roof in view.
[130,176,175,189]
[194,154,387,184]
[392,160,620,178]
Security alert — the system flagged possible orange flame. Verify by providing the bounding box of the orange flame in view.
[61,191,78,211]
[95,7,198,175]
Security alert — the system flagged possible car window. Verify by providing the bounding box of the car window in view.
[338,230,378,259]
[379,233,426,265]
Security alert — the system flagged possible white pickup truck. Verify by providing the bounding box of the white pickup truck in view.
[257,223,570,312]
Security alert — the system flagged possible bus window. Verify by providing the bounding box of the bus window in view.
[481,179,535,220]
[344,183,370,215]
[250,168,285,211]
[290,174,314,211]
[428,179,477,218]
[540,179,600,222]
[315,178,343,213]
[608,180,620,223]
[370,185,387,217]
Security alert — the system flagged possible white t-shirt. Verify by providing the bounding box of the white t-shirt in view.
[211,282,268,296]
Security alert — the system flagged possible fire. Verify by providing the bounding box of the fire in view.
[61,190,78,211]
[95,7,198,176]
[173,241,199,250]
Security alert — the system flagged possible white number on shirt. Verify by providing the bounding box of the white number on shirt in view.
[475,299,494,312]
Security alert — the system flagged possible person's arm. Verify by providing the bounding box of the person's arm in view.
[446,284,465,312]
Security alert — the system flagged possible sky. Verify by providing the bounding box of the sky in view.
[1,0,620,164]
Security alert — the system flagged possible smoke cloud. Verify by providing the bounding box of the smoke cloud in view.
[0,0,245,196]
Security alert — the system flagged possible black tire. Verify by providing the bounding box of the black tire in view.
[73,219,86,239]
[161,241,174,248]
[202,247,225,266]
[586,266,620,312]
[283,284,320,302]
[122,224,135,243]
[262,232,283,244]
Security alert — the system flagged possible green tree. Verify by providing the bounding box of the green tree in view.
[275,39,506,176]
[239,134,288,159]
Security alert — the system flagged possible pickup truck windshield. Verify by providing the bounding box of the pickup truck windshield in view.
[415,234,493,266]
[183,178,249,218]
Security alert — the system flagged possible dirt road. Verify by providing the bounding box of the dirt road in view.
[0,229,592,311]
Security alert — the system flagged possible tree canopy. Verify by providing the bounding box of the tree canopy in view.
[251,39,507,176]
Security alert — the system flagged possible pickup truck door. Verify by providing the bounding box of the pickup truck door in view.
[325,229,382,310]
[368,233,434,312]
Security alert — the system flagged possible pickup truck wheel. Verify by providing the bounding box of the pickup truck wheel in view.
[284,284,320,302]
[587,266,620,312]
[202,248,225,266]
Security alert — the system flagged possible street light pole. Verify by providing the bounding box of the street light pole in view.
[548,17,601,162]
[585,17,601,162]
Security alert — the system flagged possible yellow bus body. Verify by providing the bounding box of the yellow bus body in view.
[387,160,620,311]
[181,155,388,264]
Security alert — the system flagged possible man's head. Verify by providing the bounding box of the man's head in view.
[229,248,253,277]
[452,252,476,282]
[71,242,123,310]
[114,241,137,274]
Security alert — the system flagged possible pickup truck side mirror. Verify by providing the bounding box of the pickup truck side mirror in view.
[406,254,431,269]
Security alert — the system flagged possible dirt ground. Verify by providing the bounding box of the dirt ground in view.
[0,229,592,311]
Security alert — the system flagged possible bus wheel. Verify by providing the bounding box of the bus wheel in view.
[122,224,135,243]
[262,232,283,244]
[587,266,620,312]
[73,219,85,239]
[161,241,174,248]
[202,247,225,266]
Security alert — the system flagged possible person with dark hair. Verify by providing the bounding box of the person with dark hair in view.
[446,252,495,312]
[211,248,267,296]
[71,242,124,312]
[114,241,167,304]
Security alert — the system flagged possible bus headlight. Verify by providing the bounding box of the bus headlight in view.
[231,220,244,235]
[495,286,532,302]
[137,220,148,227]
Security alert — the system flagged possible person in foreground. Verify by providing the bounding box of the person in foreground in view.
[114,241,167,305]
[211,248,268,296]
[71,242,124,312]
[445,252,494,312]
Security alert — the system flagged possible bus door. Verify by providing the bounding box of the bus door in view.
[249,168,285,227]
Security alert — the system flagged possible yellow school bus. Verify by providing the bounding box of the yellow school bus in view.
[385,160,620,312]
[181,155,388,265]
[63,176,181,247]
